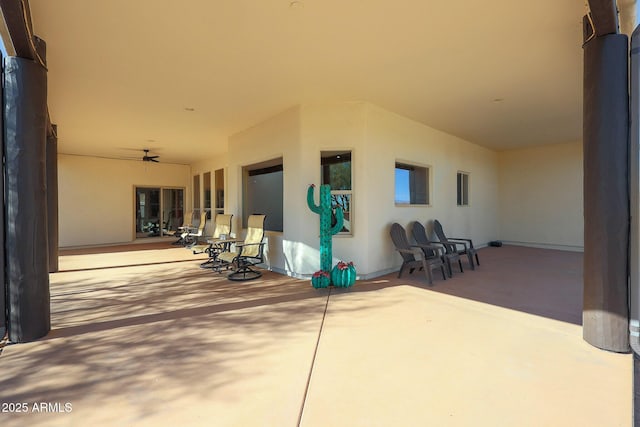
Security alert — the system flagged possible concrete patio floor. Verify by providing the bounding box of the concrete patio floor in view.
[0,244,631,426]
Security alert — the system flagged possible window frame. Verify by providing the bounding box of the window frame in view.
[203,171,212,219]
[394,160,431,206]
[242,157,284,233]
[133,185,185,240]
[214,168,225,215]
[457,171,470,206]
[193,174,201,210]
[321,150,353,236]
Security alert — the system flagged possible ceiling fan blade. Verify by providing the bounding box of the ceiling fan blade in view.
[150,158,160,163]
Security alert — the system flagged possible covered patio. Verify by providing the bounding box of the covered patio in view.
[0,244,630,426]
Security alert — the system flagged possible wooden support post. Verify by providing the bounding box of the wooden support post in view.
[586,0,619,36]
[4,54,50,342]
[583,26,630,352]
[0,0,36,59]
[0,2,52,342]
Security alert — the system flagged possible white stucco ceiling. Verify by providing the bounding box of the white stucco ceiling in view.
[29,1,586,164]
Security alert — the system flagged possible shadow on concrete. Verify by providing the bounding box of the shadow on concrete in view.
[353,245,583,325]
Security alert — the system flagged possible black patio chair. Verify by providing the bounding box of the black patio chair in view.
[412,221,463,278]
[433,219,479,270]
[389,222,446,285]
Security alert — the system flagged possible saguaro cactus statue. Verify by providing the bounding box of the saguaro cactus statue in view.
[307,184,344,274]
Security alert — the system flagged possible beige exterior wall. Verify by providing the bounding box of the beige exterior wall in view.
[227,105,302,272]
[191,153,228,236]
[58,154,191,247]
[498,140,583,250]
[297,102,368,274]
[364,104,500,275]
[226,102,500,277]
[57,105,583,273]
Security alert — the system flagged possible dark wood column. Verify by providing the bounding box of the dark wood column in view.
[0,2,51,342]
[4,54,50,342]
[582,1,630,353]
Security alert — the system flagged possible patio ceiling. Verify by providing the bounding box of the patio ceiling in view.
[29,1,586,165]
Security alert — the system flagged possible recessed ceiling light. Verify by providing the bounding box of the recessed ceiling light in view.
[185,107,195,112]
[289,0,304,10]
[492,98,504,103]
[147,139,155,143]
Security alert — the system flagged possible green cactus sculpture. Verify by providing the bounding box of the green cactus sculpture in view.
[307,184,344,275]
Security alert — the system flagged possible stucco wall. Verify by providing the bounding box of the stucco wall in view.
[57,106,582,271]
[191,153,228,236]
[58,154,191,247]
[227,106,302,272]
[296,103,368,274]
[498,141,583,250]
[226,102,500,277]
[364,104,500,276]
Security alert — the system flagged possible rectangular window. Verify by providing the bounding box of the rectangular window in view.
[203,172,212,219]
[395,162,429,205]
[457,171,469,206]
[243,158,283,232]
[214,168,224,215]
[321,151,352,235]
[193,174,201,210]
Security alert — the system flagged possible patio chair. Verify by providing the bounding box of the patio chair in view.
[167,210,193,245]
[182,211,207,247]
[389,222,446,285]
[412,221,463,278]
[433,219,480,270]
[161,210,174,235]
[217,214,267,281]
[191,214,233,268]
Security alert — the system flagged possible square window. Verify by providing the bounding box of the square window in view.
[321,151,351,191]
[395,162,429,205]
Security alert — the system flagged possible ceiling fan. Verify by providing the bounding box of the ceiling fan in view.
[142,149,159,163]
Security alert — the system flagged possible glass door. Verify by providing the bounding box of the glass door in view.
[136,187,161,238]
[162,188,184,235]
[135,187,185,239]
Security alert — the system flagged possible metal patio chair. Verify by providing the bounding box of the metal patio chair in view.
[217,214,267,281]
[182,210,208,247]
[167,210,193,245]
[191,214,233,268]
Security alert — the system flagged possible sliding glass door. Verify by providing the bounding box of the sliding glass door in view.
[162,188,184,234]
[135,187,184,239]
[136,187,161,238]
